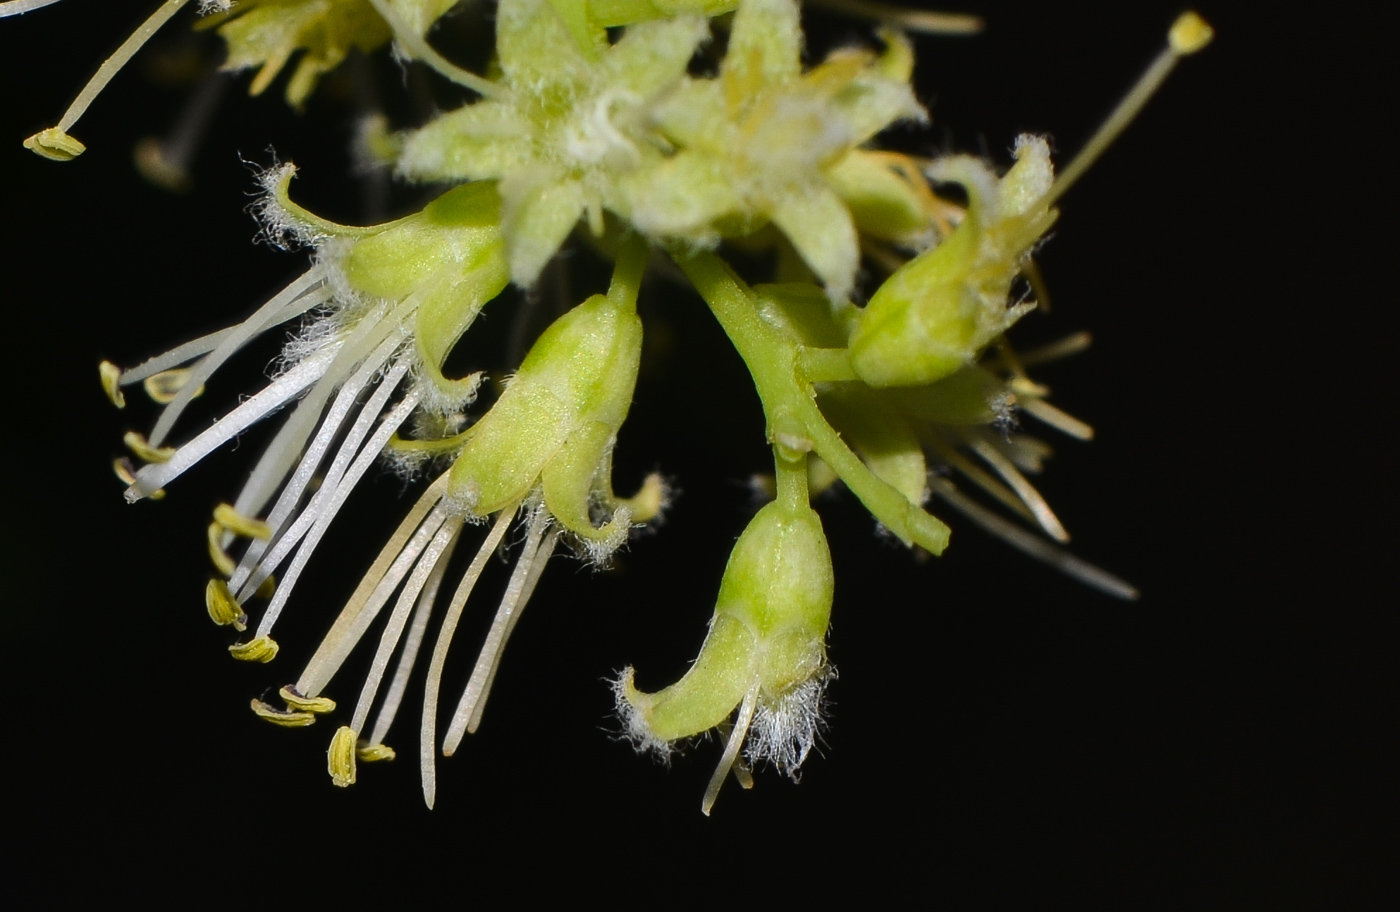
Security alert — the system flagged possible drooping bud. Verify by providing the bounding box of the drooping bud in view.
[849,136,1058,387]
[618,494,833,760]
[446,241,646,557]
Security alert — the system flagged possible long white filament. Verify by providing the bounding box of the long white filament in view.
[118,327,235,385]
[232,333,407,587]
[147,268,327,447]
[928,477,1138,601]
[420,506,517,810]
[253,389,423,638]
[366,527,463,746]
[0,0,66,17]
[967,436,1070,543]
[443,516,557,754]
[42,0,193,133]
[349,518,465,734]
[295,500,450,697]
[702,685,760,816]
[227,301,412,531]
[126,344,340,500]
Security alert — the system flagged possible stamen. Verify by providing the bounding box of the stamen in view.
[1006,332,1093,370]
[279,686,336,714]
[702,684,760,816]
[923,437,1039,527]
[239,388,420,632]
[348,517,465,737]
[230,335,409,591]
[123,431,176,464]
[229,635,280,663]
[420,506,517,810]
[357,743,396,762]
[118,328,236,386]
[1045,12,1213,206]
[292,490,451,698]
[1018,397,1094,441]
[328,726,358,787]
[145,268,328,447]
[806,0,983,34]
[24,0,197,160]
[443,512,558,753]
[208,522,236,576]
[250,698,315,727]
[928,477,1138,600]
[142,369,203,405]
[134,69,228,193]
[205,578,247,630]
[126,344,341,501]
[99,361,125,408]
[0,0,68,17]
[967,437,1070,543]
[366,523,464,747]
[213,503,272,540]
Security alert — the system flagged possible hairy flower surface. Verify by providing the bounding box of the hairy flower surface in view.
[10,0,1212,812]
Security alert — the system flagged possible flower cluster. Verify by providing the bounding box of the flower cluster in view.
[8,0,1211,811]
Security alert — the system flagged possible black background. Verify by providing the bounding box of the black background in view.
[1,0,1391,903]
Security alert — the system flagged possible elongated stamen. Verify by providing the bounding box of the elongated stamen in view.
[363,0,501,99]
[126,344,340,500]
[0,0,66,18]
[24,0,196,159]
[366,526,463,746]
[349,518,465,734]
[966,436,1070,543]
[443,513,557,753]
[233,355,410,598]
[295,496,452,698]
[250,387,421,634]
[135,69,228,192]
[807,0,982,34]
[232,333,407,587]
[924,437,1039,527]
[147,268,329,447]
[420,506,518,810]
[1019,397,1094,441]
[1044,12,1213,206]
[702,684,760,816]
[1001,332,1093,371]
[928,477,1138,600]
[225,299,415,530]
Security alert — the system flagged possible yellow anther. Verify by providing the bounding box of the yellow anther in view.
[1169,12,1214,55]
[229,635,279,663]
[328,726,358,787]
[143,368,203,405]
[113,458,165,500]
[279,686,336,714]
[123,431,176,464]
[356,743,396,763]
[23,127,85,161]
[213,503,273,540]
[205,578,247,631]
[207,523,237,578]
[99,361,125,409]
[250,698,316,728]
[254,574,277,600]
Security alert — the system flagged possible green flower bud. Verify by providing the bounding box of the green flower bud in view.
[617,493,834,810]
[447,277,643,557]
[848,136,1059,387]
[340,182,509,412]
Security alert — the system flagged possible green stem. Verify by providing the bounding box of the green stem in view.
[675,250,949,555]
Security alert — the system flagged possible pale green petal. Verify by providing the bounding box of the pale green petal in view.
[623,152,740,241]
[499,170,586,286]
[396,102,535,182]
[724,0,802,96]
[496,0,594,90]
[768,184,858,300]
[602,15,709,97]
